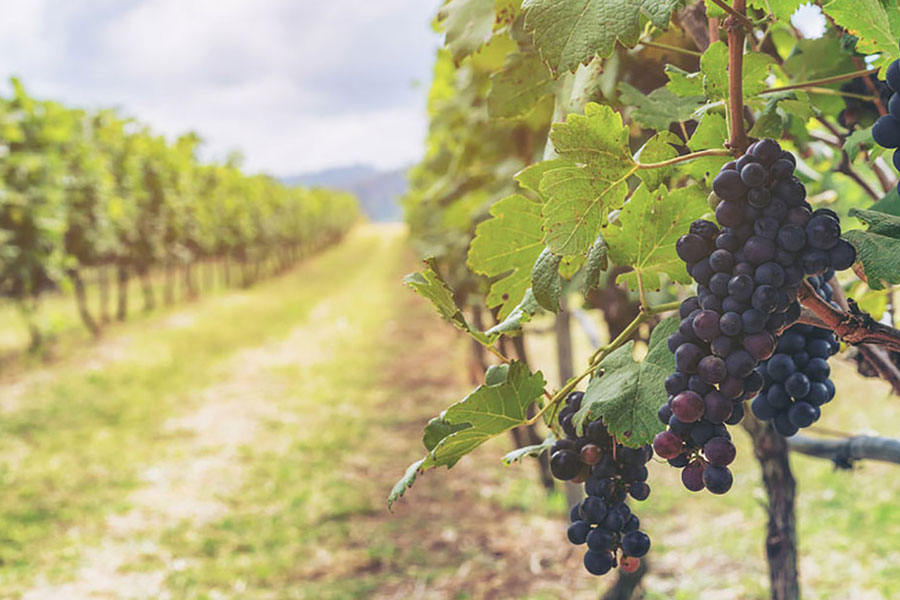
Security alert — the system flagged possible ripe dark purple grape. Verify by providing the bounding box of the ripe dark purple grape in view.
[622,531,651,558]
[677,233,709,263]
[681,461,706,492]
[872,114,900,148]
[704,437,736,466]
[806,215,840,250]
[703,465,734,494]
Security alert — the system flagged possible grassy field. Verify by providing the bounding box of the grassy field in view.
[0,224,896,599]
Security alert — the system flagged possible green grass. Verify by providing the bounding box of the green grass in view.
[0,226,897,599]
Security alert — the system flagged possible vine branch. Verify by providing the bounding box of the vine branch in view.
[789,434,900,467]
[726,0,749,154]
[798,280,900,353]
[636,148,731,169]
[763,67,879,94]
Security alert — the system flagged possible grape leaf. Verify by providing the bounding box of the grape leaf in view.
[603,183,709,292]
[844,208,900,290]
[469,193,545,317]
[665,65,703,97]
[749,91,813,139]
[404,258,490,344]
[522,0,683,75]
[488,50,556,118]
[438,0,497,64]
[576,315,678,446]
[531,247,562,311]
[540,103,635,255]
[843,127,874,162]
[701,42,774,101]
[683,111,729,182]
[634,131,682,190]
[823,0,900,71]
[581,232,609,295]
[388,361,547,507]
[502,434,555,465]
[618,83,705,131]
[485,288,542,336]
[515,158,570,195]
[871,188,900,216]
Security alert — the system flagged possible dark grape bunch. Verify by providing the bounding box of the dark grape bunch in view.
[751,273,840,436]
[551,392,652,576]
[838,75,892,129]
[655,138,856,494]
[872,51,900,190]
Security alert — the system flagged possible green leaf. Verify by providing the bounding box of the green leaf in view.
[749,91,813,139]
[871,187,900,216]
[404,258,489,344]
[516,159,570,195]
[748,0,803,21]
[604,184,709,292]
[844,127,874,162]
[531,247,562,311]
[844,208,900,290]
[502,434,555,465]
[683,111,729,182]
[488,50,556,118]
[439,0,497,64]
[485,288,543,336]
[469,194,545,318]
[665,65,703,97]
[619,83,704,131]
[388,361,547,507]
[701,42,774,101]
[634,131,682,190]
[540,103,635,255]
[522,0,683,75]
[581,232,609,295]
[576,316,678,446]
[823,0,900,71]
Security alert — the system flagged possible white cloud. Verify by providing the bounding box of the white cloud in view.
[0,0,441,175]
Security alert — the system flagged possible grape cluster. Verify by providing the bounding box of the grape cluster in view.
[751,273,840,436]
[653,139,856,494]
[838,76,892,129]
[551,392,652,576]
[872,53,900,188]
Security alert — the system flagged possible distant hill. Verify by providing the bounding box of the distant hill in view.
[282,164,407,222]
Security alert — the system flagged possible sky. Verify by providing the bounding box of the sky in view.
[0,0,442,176]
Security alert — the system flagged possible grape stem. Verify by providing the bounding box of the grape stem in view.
[524,300,680,426]
[641,40,702,58]
[798,280,900,353]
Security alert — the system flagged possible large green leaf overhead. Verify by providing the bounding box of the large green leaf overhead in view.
[540,103,634,256]
[576,316,678,446]
[388,361,547,507]
[522,0,683,75]
[488,50,556,118]
[604,184,709,293]
[823,0,900,70]
[468,193,544,317]
[438,0,497,64]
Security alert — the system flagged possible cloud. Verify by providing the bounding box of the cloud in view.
[0,0,441,175]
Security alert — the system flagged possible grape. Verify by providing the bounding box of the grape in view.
[754,217,780,240]
[891,92,900,121]
[551,450,582,480]
[741,309,767,334]
[681,461,706,492]
[664,372,688,395]
[716,201,745,228]
[677,233,709,263]
[719,312,742,336]
[584,550,616,576]
[698,355,727,384]
[710,249,735,273]
[713,169,746,200]
[828,240,856,271]
[770,159,794,180]
[806,215,840,250]
[777,224,806,252]
[741,162,767,187]
[704,437,736,466]
[726,350,755,378]
[766,353,795,382]
[580,444,602,465]
[653,430,684,459]
[692,310,721,341]
[788,401,819,428]
[753,139,782,165]
[751,394,778,419]
[710,335,735,358]
[672,391,705,422]
[747,187,771,208]
[755,262,785,287]
[744,236,776,264]
[703,465,734,494]
[752,285,779,313]
[805,357,830,382]
[703,390,732,423]
[744,331,776,361]
[784,372,811,399]
[773,413,799,436]
[629,482,650,501]
[568,520,591,544]
[586,528,616,551]
[710,272,731,297]
[622,531,651,558]
[873,115,900,148]
[679,297,701,318]
[888,60,900,92]
[675,343,705,373]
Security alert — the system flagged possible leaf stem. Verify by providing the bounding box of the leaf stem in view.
[636,148,731,169]
[764,68,879,94]
[641,40,702,57]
